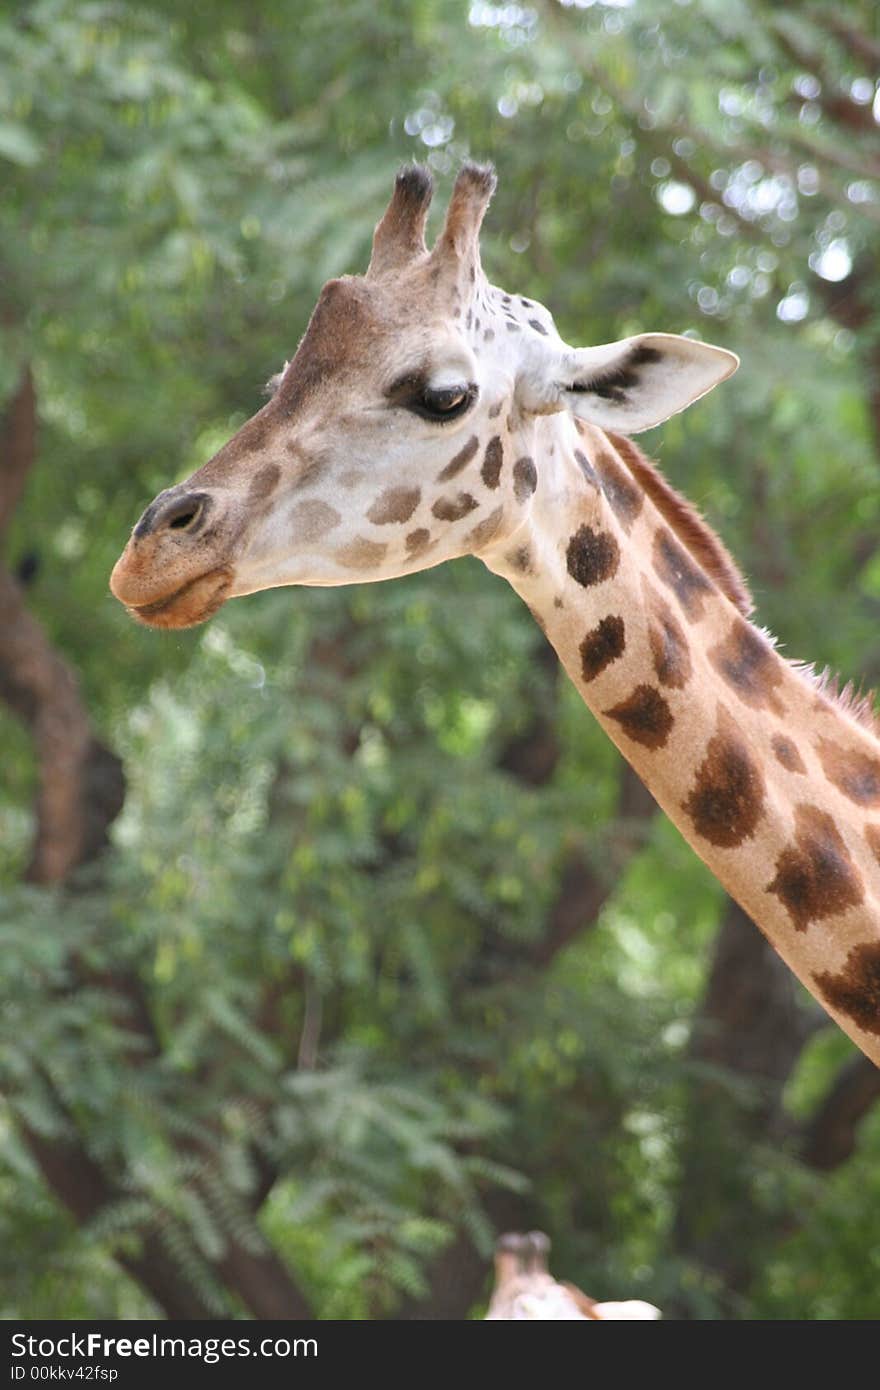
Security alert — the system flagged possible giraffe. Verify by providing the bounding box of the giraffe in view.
[486,1232,660,1320]
[110,163,880,1065]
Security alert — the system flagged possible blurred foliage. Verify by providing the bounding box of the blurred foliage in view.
[1,0,879,1319]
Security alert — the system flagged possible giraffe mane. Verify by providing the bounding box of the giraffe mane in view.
[605,430,753,617]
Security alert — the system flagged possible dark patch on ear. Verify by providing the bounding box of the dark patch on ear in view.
[865,824,880,866]
[604,683,673,750]
[653,526,715,621]
[566,525,619,588]
[466,504,504,549]
[580,615,626,684]
[817,737,880,807]
[248,463,281,501]
[772,735,806,774]
[437,435,479,483]
[767,803,864,931]
[506,544,532,574]
[529,319,548,336]
[432,492,479,522]
[481,436,504,489]
[574,450,598,489]
[405,527,431,555]
[367,486,422,525]
[595,445,643,531]
[513,457,537,502]
[709,617,784,713]
[813,942,880,1038]
[683,707,765,847]
[569,344,662,404]
[642,578,692,689]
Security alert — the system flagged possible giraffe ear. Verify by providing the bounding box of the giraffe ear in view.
[556,333,738,433]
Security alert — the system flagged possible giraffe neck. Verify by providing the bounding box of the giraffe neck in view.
[482,416,880,1064]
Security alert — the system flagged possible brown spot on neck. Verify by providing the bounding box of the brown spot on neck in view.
[604,683,673,750]
[683,706,765,847]
[566,525,619,588]
[580,614,626,684]
[865,824,880,866]
[814,942,880,1038]
[607,431,752,616]
[709,616,785,713]
[641,577,692,690]
[817,736,880,807]
[767,803,864,931]
[594,443,643,531]
[652,526,715,622]
[772,735,806,774]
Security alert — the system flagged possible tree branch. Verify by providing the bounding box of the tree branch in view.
[801,1055,880,1172]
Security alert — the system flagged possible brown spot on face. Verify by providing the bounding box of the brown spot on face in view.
[653,526,715,621]
[580,615,626,684]
[405,527,431,555]
[432,492,479,523]
[817,737,880,807]
[339,467,365,489]
[772,735,806,774]
[642,578,691,690]
[513,457,537,502]
[553,596,564,609]
[436,435,479,483]
[466,504,504,549]
[334,536,388,570]
[284,443,332,491]
[248,462,281,501]
[813,942,880,1037]
[604,684,673,750]
[367,485,421,525]
[595,446,643,531]
[866,824,880,866]
[683,707,765,847]
[487,399,504,419]
[709,617,784,713]
[290,499,342,542]
[506,545,531,573]
[481,437,504,490]
[566,525,619,588]
[767,803,864,932]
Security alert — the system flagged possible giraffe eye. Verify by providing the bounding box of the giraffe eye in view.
[410,383,477,423]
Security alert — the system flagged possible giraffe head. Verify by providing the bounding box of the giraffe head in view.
[110,163,737,629]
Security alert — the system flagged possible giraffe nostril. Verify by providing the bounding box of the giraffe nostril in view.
[142,492,210,537]
[168,505,201,530]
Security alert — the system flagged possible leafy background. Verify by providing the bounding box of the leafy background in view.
[1,0,879,1319]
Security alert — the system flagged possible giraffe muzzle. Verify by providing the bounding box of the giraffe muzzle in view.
[110,488,236,628]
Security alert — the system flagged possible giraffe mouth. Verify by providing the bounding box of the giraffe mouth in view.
[124,567,234,630]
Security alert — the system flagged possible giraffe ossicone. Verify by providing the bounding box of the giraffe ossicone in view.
[111,162,880,1064]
